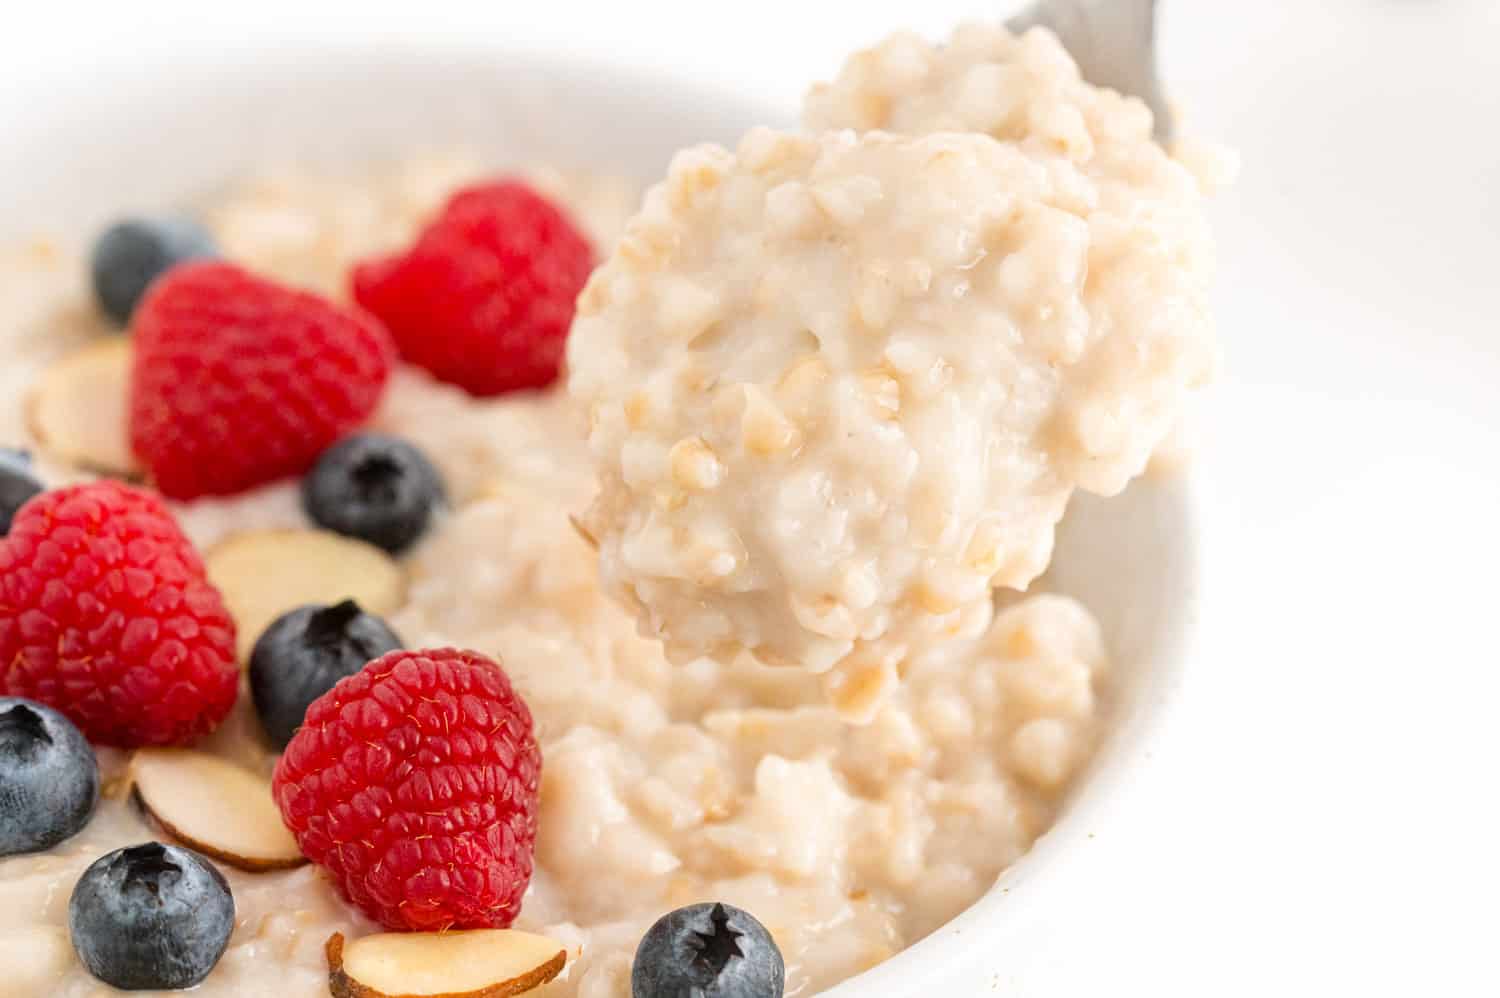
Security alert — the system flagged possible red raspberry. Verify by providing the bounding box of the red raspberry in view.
[0,482,238,747]
[129,261,394,500]
[352,181,594,397]
[272,648,542,931]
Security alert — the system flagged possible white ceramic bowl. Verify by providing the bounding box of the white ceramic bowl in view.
[0,43,1197,996]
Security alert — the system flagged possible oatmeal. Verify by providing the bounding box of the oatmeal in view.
[568,48,1216,716]
[807,21,1237,489]
[0,157,1108,997]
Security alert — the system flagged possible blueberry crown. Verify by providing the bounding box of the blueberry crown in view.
[116,844,183,900]
[689,903,746,978]
[0,703,52,754]
[349,453,407,504]
[306,599,366,647]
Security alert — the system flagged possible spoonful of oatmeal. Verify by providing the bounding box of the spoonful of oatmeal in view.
[567,9,1220,721]
[1008,0,1173,141]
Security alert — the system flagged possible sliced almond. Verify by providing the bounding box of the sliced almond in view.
[326,929,567,998]
[205,528,406,663]
[130,748,304,872]
[26,337,141,477]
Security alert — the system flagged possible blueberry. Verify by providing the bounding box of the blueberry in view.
[0,697,99,856]
[91,217,217,325]
[632,902,785,998]
[249,600,403,748]
[69,841,234,990]
[0,448,43,536]
[301,433,446,554]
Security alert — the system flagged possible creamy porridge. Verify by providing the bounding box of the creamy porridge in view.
[569,27,1218,717]
[0,154,1108,997]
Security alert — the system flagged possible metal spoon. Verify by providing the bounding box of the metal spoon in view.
[1008,0,1173,142]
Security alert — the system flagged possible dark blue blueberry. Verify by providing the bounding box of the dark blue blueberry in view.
[301,433,446,554]
[90,218,217,325]
[249,600,402,749]
[632,902,785,998]
[69,842,235,990]
[0,697,99,856]
[0,448,43,536]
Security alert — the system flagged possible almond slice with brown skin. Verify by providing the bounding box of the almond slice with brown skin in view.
[326,930,567,998]
[130,748,304,872]
[26,337,141,477]
[205,528,406,663]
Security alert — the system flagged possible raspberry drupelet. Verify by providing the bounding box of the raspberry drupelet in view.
[271,648,542,932]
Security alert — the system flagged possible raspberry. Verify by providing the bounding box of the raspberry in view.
[0,482,238,747]
[129,261,394,500]
[352,181,593,397]
[272,648,542,931]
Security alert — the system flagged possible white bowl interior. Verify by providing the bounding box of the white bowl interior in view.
[0,46,765,239]
[0,46,1196,996]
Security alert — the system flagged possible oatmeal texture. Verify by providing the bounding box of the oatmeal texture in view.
[0,158,1107,997]
[568,83,1214,715]
[807,21,1236,483]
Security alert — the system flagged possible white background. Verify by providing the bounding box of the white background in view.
[6,0,1500,994]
